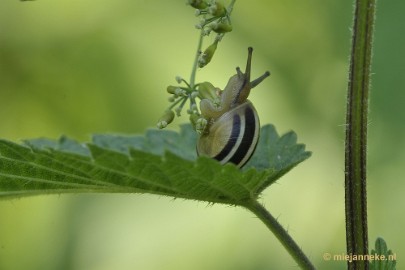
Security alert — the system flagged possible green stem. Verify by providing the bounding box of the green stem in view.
[189,30,205,89]
[227,0,236,20]
[168,97,186,110]
[245,201,315,270]
[345,0,376,269]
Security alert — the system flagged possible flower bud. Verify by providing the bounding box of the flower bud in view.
[188,0,208,9]
[175,107,182,116]
[189,113,200,130]
[211,22,232,34]
[198,41,218,68]
[175,75,183,84]
[197,82,219,100]
[196,117,208,134]
[208,1,226,17]
[156,110,175,129]
[191,104,198,112]
[167,85,178,94]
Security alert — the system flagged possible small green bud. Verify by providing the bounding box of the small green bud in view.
[208,1,226,17]
[174,88,183,96]
[175,107,182,116]
[198,41,218,68]
[196,117,208,134]
[187,104,198,115]
[167,86,187,98]
[198,81,219,100]
[211,22,232,34]
[157,110,175,129]
[167,85,177,94]
[189,113,200,129]
[180,89,188,97]
[190,104,198,112]
[175,76,183,84]
[188,0,208,9]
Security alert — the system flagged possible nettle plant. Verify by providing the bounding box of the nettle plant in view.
[0,0,396,269]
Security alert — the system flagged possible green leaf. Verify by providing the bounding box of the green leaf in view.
[370,237,397,270]
[0,124,311,205]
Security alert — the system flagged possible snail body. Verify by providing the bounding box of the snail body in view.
[197,47,270,168]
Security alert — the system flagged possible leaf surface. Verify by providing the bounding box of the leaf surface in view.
[0,124,310,205]
[370,237,396,270]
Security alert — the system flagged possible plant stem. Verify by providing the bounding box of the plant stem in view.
[227,0,236,15]
[189,30,205,89]
[345,0,376,269]
[245,201,315,270]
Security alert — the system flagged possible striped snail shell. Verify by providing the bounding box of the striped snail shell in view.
[197,47,270,168]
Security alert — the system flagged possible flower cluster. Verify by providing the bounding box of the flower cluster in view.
[157,77,223,134]
[190,0,235,67]
[157,0,235,132]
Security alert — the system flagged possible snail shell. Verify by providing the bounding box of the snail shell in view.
[197,100,260,168]
[197,47,270,168]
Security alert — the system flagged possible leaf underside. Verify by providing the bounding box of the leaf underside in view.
[370,237,396,270]
[0,124,311,205]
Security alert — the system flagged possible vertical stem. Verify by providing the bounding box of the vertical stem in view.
[189,30,205,89]
[246,201,315,270]
[345,0,376,269]
[227,0,236,15]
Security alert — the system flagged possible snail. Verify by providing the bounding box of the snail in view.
[197,47,270,168]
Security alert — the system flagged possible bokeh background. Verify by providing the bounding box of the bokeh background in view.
[0,0,404,269]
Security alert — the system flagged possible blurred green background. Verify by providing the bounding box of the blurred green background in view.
[0,0,404,269]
